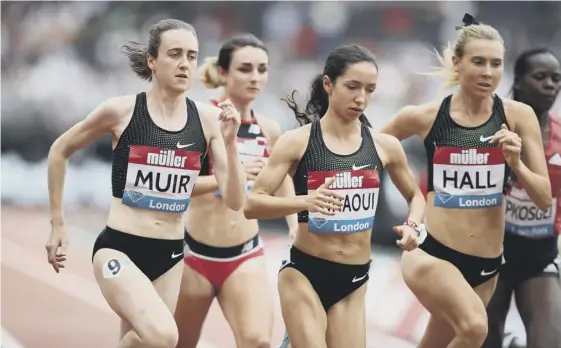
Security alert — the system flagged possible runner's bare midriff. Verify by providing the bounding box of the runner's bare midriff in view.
[106,197,184,239]
[186,192,258,247]
[294,224,372,265]
[425,193,505,258]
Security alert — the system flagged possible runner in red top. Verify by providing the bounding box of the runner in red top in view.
[484,48,561,348]
[175,33,298,348]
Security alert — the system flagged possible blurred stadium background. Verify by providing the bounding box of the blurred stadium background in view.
[2,1,560,347]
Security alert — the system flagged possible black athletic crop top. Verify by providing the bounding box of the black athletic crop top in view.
[293,121,384,234]
[424,94,512,209]
[111,92,207,214]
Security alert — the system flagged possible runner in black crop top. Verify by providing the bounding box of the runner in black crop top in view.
[253,118,421,239]
[243,44,426,347]
[424,94,512,210]
[112,92,207,207]
[45,19,247,348]
[378,13,552,348]
[293,121,384,227]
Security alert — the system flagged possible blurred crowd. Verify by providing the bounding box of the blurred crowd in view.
[2,1,561,244]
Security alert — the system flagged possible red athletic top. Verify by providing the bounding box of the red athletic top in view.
[505,113,561,238]
[200,99,270,196]
[200,99,270,176]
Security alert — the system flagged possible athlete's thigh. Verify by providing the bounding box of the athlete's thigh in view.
[401,250,487,347]
[152,258,184,312]
[279,268,327,348]
[217,255,274,343]
[325,283,367,348]
[473,273,498,305]
[482,276,513,348]
[515,271,561,348]
[93,248,176,336]
[175,262,215,348]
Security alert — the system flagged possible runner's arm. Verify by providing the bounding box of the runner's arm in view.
[244,129,307,220]
[260,119,300,232]
[48,96,130,225]
[191,175,219,196]
[510,103,552,211]
[381,134,426,225]
[276,176,299,231]
[380,105,423,140]
[201,103,246,211]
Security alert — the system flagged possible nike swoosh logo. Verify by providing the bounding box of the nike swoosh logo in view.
[480,269,497,276]
[171,251,184,259]
[352,274,367,283]
[177,142,195,149]
[479,135,493,142]
[352,164,370,171]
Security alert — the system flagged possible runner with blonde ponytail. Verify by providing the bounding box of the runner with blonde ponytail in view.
[175,33,297,348]
[381,13,551,347]
[199,57,222,89]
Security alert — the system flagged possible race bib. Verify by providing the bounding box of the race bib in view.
[505,186,557,238]
[433,147,505,209]
[308,170,380,234]
[215,136,269,197]
[122,146,201,213]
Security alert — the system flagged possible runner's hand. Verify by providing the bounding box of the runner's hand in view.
[490,123,522,170]
[305,177,344,216]
[243,157,266,181]
[394,224,420,251]
[217,99,241,146]
[45,223,68,273]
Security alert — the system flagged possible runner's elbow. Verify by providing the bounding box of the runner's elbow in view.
[243,194,260,219]
[536,192,552,212]
[48,137,69,161]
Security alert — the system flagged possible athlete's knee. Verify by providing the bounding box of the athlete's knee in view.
[141,321,179,348]
[455,312,489,346]
[237,330,272,348]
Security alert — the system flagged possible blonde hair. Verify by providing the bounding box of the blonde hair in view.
[426,24,504,89]
[198,56,223,89]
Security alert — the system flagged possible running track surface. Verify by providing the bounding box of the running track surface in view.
[0,205,520,348]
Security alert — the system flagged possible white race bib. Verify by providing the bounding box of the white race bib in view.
[433,147,505,209]
[308,170,380,234]
[122,146,201,213]
[505,186,557,238]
